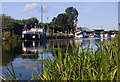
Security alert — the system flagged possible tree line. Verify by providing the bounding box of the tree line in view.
[1,7,79,40]
[2,14,39,40]
[51,7,78,33]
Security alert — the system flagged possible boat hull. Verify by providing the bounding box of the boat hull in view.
[75,34,83,38]
[22,34,47,40]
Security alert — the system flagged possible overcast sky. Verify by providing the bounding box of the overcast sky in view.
[2,2,118,31]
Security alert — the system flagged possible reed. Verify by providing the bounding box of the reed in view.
[1,63,22,80]
[38,36,120,80]
[1,36,120,81]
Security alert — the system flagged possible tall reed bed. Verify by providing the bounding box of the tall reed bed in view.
[1,36,120,81]
[39,36,120,80]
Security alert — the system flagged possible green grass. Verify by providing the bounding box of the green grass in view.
[1,36,120,81]
[39,36,120,80]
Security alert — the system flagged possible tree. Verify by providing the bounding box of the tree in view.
[2,15,39,40]
[52,14,69,32]
[57,13,68,31]
[22,17,39,29]
[65,7,79,32]
[52,17,58,28]
[51,7,79,33]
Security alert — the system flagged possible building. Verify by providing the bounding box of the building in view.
[94,29,104,34]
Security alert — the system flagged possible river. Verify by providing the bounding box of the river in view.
[1,37,111,80]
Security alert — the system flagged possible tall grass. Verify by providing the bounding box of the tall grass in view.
[39,36,120,80]
[1,36,120,81]
[1,63,22,81]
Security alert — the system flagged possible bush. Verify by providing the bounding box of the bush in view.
[2,31,11,41]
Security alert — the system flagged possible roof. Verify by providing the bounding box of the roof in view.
[94,29,104,31]
[22,31,35,34]
[78,27,90,32]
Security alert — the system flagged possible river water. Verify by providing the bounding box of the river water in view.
[1,37,111,80]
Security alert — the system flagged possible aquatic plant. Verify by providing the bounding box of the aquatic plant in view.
[1,63,22,81]
[38,36,120,80]
[1,36,120,81]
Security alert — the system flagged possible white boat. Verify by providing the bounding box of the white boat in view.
[75,27,83,38]
[104,34,109,38]
[22,28,47,40]
[100,33,104,38]
[90,33,94,38]
[83,32,89,38]
[22,6,47,40]
[111,32,116,38]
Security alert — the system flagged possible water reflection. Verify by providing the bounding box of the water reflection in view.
[2,37,111,80]
[22,38,110,57]
[2,38,111,66]
[22,40,48,54]
[2,41,22,66]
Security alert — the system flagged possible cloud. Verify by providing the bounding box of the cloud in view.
[22,3,40,13]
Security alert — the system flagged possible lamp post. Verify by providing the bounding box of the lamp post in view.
[31,25,32,29]
[35,23,37,29]
[41,6,43,28]
[53,20,55,36]
[47,17,49,34]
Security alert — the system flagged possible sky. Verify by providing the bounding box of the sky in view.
[2,2,118,31]
[119,2,120,30]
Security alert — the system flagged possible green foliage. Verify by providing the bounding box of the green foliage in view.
[65,7,79,28]
[2,31,11,41]
[1,37,119,80]
[52,14,69,32]
[39,36,119,80]
[2,31,20,41]
[2,15,39,41]
[51,7,79,33]
[22,17,39,29]
[2,41,22,66]
[1,63,22,80]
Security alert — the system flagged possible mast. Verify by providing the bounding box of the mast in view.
[41,6,43,28]
[41,6,44,77]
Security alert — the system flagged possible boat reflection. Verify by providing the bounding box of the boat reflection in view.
[2,38,112,80]
[22,40,48,54]
[22,39,97,56]
[21,37,112,60]
[22,38,97,57]
[22,40,49,60]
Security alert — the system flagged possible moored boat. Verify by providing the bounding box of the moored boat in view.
[75,27,84,38]
[90,33,94,38]
[111,32,116,38]
[100,33,104,38]
[22,28,47,40]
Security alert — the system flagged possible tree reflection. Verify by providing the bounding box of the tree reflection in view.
[2,41,22,66]
[3,38,108,66]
